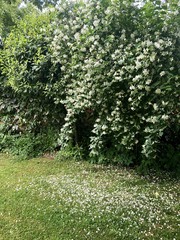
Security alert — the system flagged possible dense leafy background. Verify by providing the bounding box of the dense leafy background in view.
[0,0,179,171]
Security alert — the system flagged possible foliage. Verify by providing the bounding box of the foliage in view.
[0,128,59,159]
[24,0,59,10]
[0,0,179,169]
[55,145,84,162]
[0,10,66,135]
[0,0,38,37]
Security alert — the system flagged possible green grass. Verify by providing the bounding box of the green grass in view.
[0,153,179,240]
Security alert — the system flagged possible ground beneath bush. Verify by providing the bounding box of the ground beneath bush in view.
[0,154,179,240]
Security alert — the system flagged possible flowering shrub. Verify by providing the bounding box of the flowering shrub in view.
[49,0,179,167]
[0,0,179,168]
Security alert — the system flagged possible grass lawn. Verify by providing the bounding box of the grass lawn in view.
[0,153,179,240]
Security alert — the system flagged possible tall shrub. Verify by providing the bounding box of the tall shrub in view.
[0,10,66,134]
[51,0,179,166]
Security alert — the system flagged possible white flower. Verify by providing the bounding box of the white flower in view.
[102,125,107,131]
[146,40,152,47]
[61,66,65,71]
[80,47,86,52]
[120,33,126,40]
[160,71,166,77]
[162,101,168,106]
[145,86,150,91]
[130,85,135,90]
[118,59,124,65]
[153,104,158,110]
[151,116,158,124]
[155,89,161,94]
[146,79,151,85]
[81,26,88,34]
[137,54,145,60]
[93,19,100,27]
[154,42,161,49]
[150,53,156,62]
[162,115,169,120]
[105,8,111,15]
[137,85,143,90]
[63,35,68,40]
[56,6,63,12]
[74,33,80,40]
[95,35,100,40]
[64,25,69,30]
[162,26,167,32]
[132,75,140,82]
[94,61,101,67]
[62,3,66,9]
[89,36,95,42]
[135,61,142,69]
[143,69,149,76]
[141,41,146,47]
[173,10,179,15]
[158,39,164,44]
[136,38,141,42]
[111,54,115,59]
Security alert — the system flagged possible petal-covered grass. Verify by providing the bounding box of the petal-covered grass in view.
[0,153,179,240]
